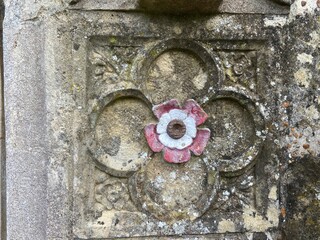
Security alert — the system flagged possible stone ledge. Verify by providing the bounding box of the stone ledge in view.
[68,0,289,15]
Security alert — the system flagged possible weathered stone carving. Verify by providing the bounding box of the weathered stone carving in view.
[129,155,219,222]
[138,39,222,104]
[88,43,140,98]
[95,175,129,211]
[89,48,118,83]
[220,52,257,91]
[204,90,265,175]
[88,90,153,177]
[77,35,274,238]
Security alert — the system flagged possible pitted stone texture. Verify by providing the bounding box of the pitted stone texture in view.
[129,154,218,223]
[140,40,221,105]
[92,97,154,176]
[281,5,320,240]
[204,98,258,172]
[4,22,48,240]
[146,51,208,104]
[284,156,320,240]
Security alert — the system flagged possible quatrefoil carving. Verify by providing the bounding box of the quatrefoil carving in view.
[88,39,265,222]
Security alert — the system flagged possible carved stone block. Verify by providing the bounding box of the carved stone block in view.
[63,12,285,239]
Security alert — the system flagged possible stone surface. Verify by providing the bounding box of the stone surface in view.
[2,0,320,240]
[139,0,223,14]
[68,12,280,239]
[0,1,4,238]
[70,0,289,14]
[4,22,48,240]
[280,1,320,239]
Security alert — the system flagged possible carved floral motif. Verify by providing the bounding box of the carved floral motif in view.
[214,173,255,211]
[95,172,130,211]
[90,48,118,81]
[220,52,257,90]
[144,99,211,163]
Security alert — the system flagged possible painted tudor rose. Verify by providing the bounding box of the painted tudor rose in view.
[144,99,211,163]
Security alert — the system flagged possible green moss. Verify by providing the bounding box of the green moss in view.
[150,49,159,58]
[109,37,117,44]
[208,170,217,185]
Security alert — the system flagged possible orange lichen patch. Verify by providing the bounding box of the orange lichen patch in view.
[283,121,289,127]
[289,127,301,139]
[281,207,286,218]
[303,144,310,149]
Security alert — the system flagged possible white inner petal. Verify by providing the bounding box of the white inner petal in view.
[159,133,177,149]
[159,133,193,150]
[183,116,197,138]
[156,113,171,134]
[174,134,193,150]
[168,109,187,120]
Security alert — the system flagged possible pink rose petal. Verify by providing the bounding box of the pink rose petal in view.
[163,147,191,163]
[144,124,164,152]
[184,99,208,126]
[152,99,180,119]
[189,128,211,156]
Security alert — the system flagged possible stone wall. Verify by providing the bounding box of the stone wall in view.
[281,1,320,239]
[2,0,319,239]
[0,0,4,238]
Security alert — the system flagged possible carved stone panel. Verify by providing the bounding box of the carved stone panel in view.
[68,12,284,239]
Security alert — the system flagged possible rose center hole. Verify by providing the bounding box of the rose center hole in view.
[167,120,186,139]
